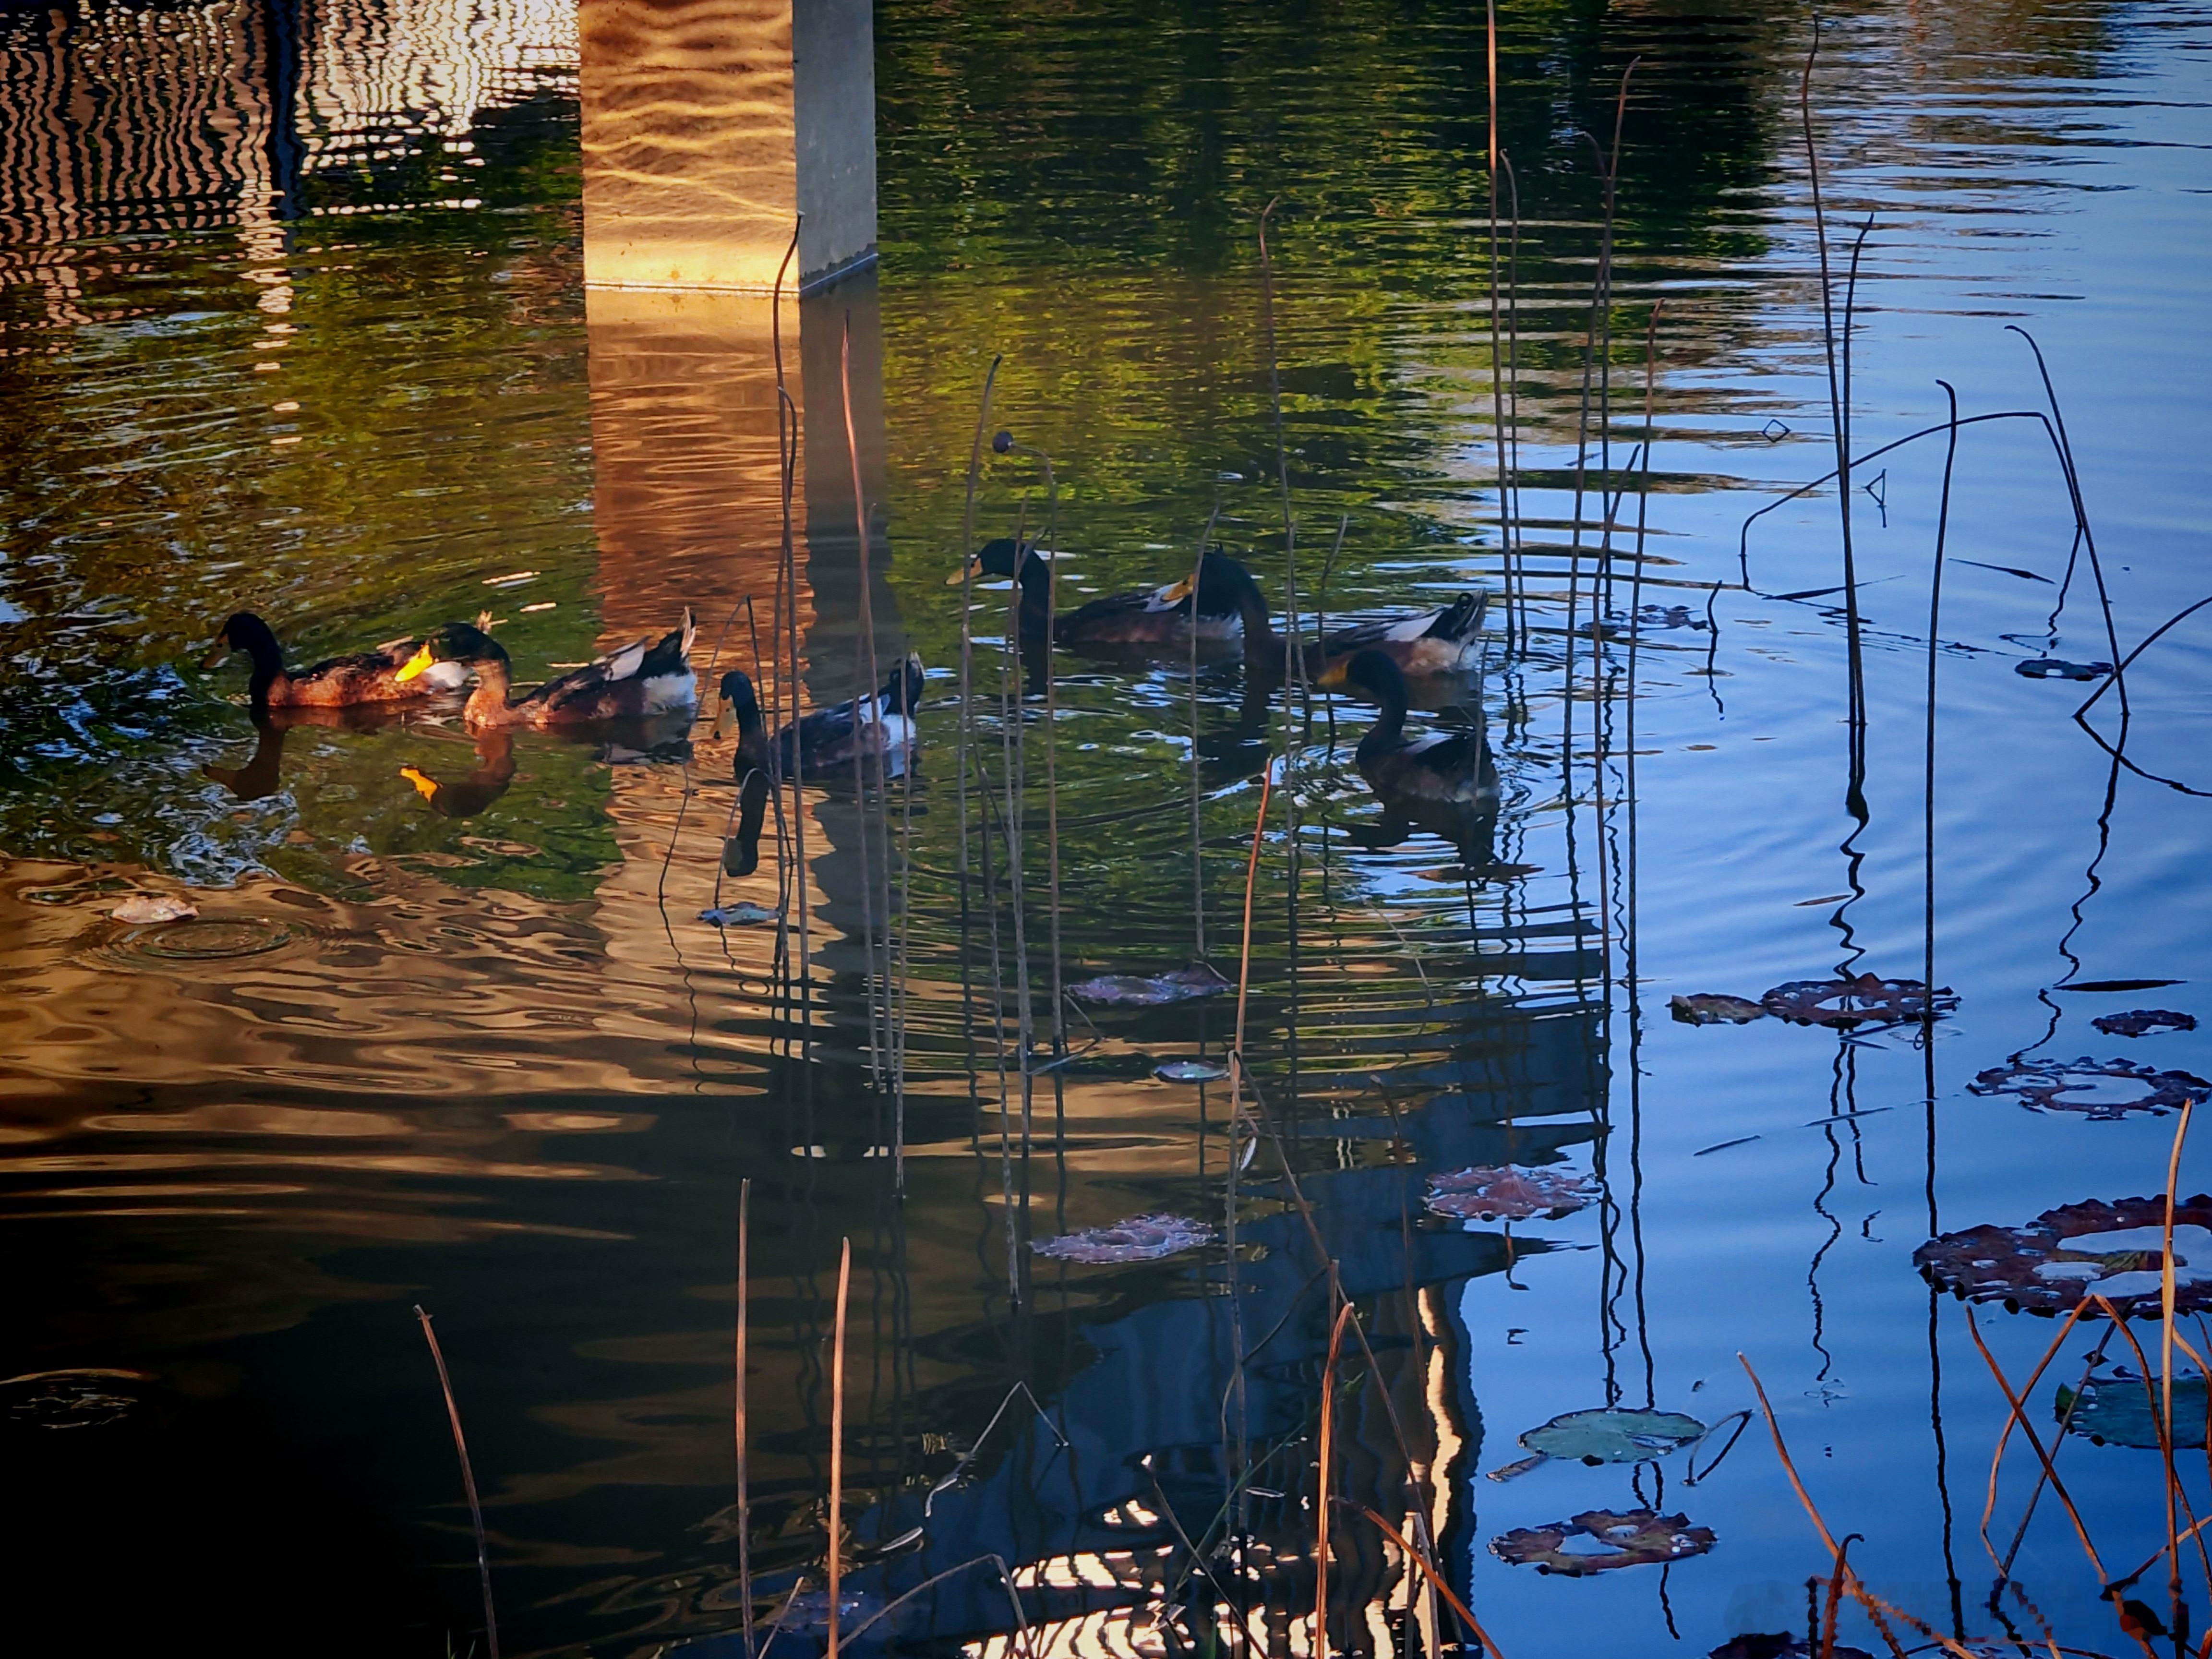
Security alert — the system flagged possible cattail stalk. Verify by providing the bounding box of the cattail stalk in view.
[415,1306,499,1659]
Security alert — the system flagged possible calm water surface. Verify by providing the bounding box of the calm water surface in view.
[1,2,2209,1655]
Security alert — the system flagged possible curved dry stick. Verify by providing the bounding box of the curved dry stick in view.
[736,1179,755,1657]
[2077,591,2212,722]
[828,1238,851,1659]
[1314,1298,1354,1659]
[416,1306,499,1659]
[834,1554,1038,1659]
[1342,1500,1507,1659]
[1978,1302,2088,1560]
[2093,1301,2212,1599]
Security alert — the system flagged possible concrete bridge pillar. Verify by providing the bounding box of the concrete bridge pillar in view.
[578,0,878,293]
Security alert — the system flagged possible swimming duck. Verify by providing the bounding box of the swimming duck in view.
[769,652,923,779]
[204,612,472,709]
[1340,648,1500,859]
[1308,590,1487,686]
[950,541,1270,650]
[409,612,697,728]
[711,672,777,877]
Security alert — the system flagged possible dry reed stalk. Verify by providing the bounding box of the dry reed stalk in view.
[1485,0,1512,640]
[415,1306,499,1659]
[1962,1313,2118,1595]
[828,1237,851,1659]
[1188,505,1222,968]
[2091,1301,2212,1599]
[1822,1533,1858,1659]
[835,1555,1039,1659]
[1501,147,1526,655]
[840,318,889,1086]
[1343,1501,1508,1659]
[1257,198,1301,711]
[2163,1098,2196,1621]
[736,1178,756,1656]
[1313,1298,1354,1659]
[1979,1301,2090,1557]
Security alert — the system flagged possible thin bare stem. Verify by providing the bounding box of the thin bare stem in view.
[736,1178,755,1657]
[828,1237,851,1659]
[415,1306,499,1659]
[1314,1298,1354,1659]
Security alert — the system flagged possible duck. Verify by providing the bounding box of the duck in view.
[1339,648,1500,859]
[408,612,697,728]
[1307,590,1487,687]
[950,541,1271,650]
[757,652,923,779]
[203,612,472,709]
[711,668,775,778]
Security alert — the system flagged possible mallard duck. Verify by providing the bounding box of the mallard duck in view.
[409,612,697,728]
[1309,591,1487,686]
[1340,649,1499,858]
[711,668,774,778]
[949,541,1271,649]
[203,612,471,709]
[769,653,923,778]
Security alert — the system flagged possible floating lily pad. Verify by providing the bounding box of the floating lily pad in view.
[1520,1407,1708,1466]
[1154,1060,1230,1083]
[1762,973,1957,1027]
[1491,1509,1716,1575]
[1710,1636,1873,1659]
[2017,658,2110,681]
[1969,1057,2209,1121]
[2094,1010,2198,1038]
[1916,1195,2212,1314]
[1069,965,1232,1006]
[1671,994,1766,1026]
[1426,1165,1598,1223]
[699,902,781,928]
[1,1368,151,1430]
[2055,1370,2211,1449]
[110,894,196,924]
[1032,1214,1216,1264]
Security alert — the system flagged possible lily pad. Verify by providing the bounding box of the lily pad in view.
[1032,1214,1216,1264]
[2055,1370,2211,1449]
[1154,1060,1230,1083]
[2094,1010,2198,1038]
[2017,657,2110,681]
[699,902,781,928]
[1671,994,1766,1026]
[1762,973,1957,1027]
[1710,1637,1873,1659]
[1916,1194,2212,1315]
[1,1368,151,1430]
[1969,1057,2209,1121]
[1490,1508,1716,1576]
[1070,965,1232,1007]
[110,894,196,924]
[1425,1165,1598,1223]
[1520,1407,1707,1466]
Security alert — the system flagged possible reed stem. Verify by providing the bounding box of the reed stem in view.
[414,1306,499,1659]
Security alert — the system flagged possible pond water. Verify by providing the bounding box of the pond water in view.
[2,1,2210,1656]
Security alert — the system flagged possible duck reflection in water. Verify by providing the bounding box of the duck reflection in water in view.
[202,704,418,802]
[1340,648,1500,866]
[397,728,517,819]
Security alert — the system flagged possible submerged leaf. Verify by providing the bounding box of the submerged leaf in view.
[1,1368,150,1430]
[111,894,196,924]
[1916,1195,2212,1315]
[1154,1060,1230,1083]
[2016,657,2111,681]
[699,902,781,928]
[1520,1407,1707,1466]
[2093,1010,2198,1038]
[1425,1165,1597,1223]
[1710,1636,1874,1659]
[1069,964,1232,1007]
[1032,1214,1216,1264]
[2056,1370,2211,1449]
[1969,1056,2209,1121]
[1761,973,1957,1027]
[1671,994,1766,1026]
[1490,1508,1716,1575]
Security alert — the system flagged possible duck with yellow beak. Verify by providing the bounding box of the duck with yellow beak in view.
[203,612,474,711]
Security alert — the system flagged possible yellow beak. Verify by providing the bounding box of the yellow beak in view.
[712,701,739,740]
[1315,655,1348,688]
[394,642,435,684]
[399,766,439,802]
[945,558,983,588]
[1159,574,1195,606]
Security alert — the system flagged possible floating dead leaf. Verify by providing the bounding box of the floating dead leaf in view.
[2094,1010,2197,1038]
[1069,964,1231,1007]
[1425,1165,1597,1223]
[2059,978,2185,994]
[1761,972,1957,1027]
[1520,1407,1707,1466]
[699,902,781,928]
[110,894,196,924]
[1968,1057,2209,1121]
[1916,1194,2212,1314]
[1154,1060,1230,1083]
[1490,1508,1715,1575]
[1671,994,1766,1026]
[1,1368,152,1430]
[1032,1214,1216,1264]
[1710,1636,1873,1659]
[2056,1370,2211,1450]
[2016,657,2110,681]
